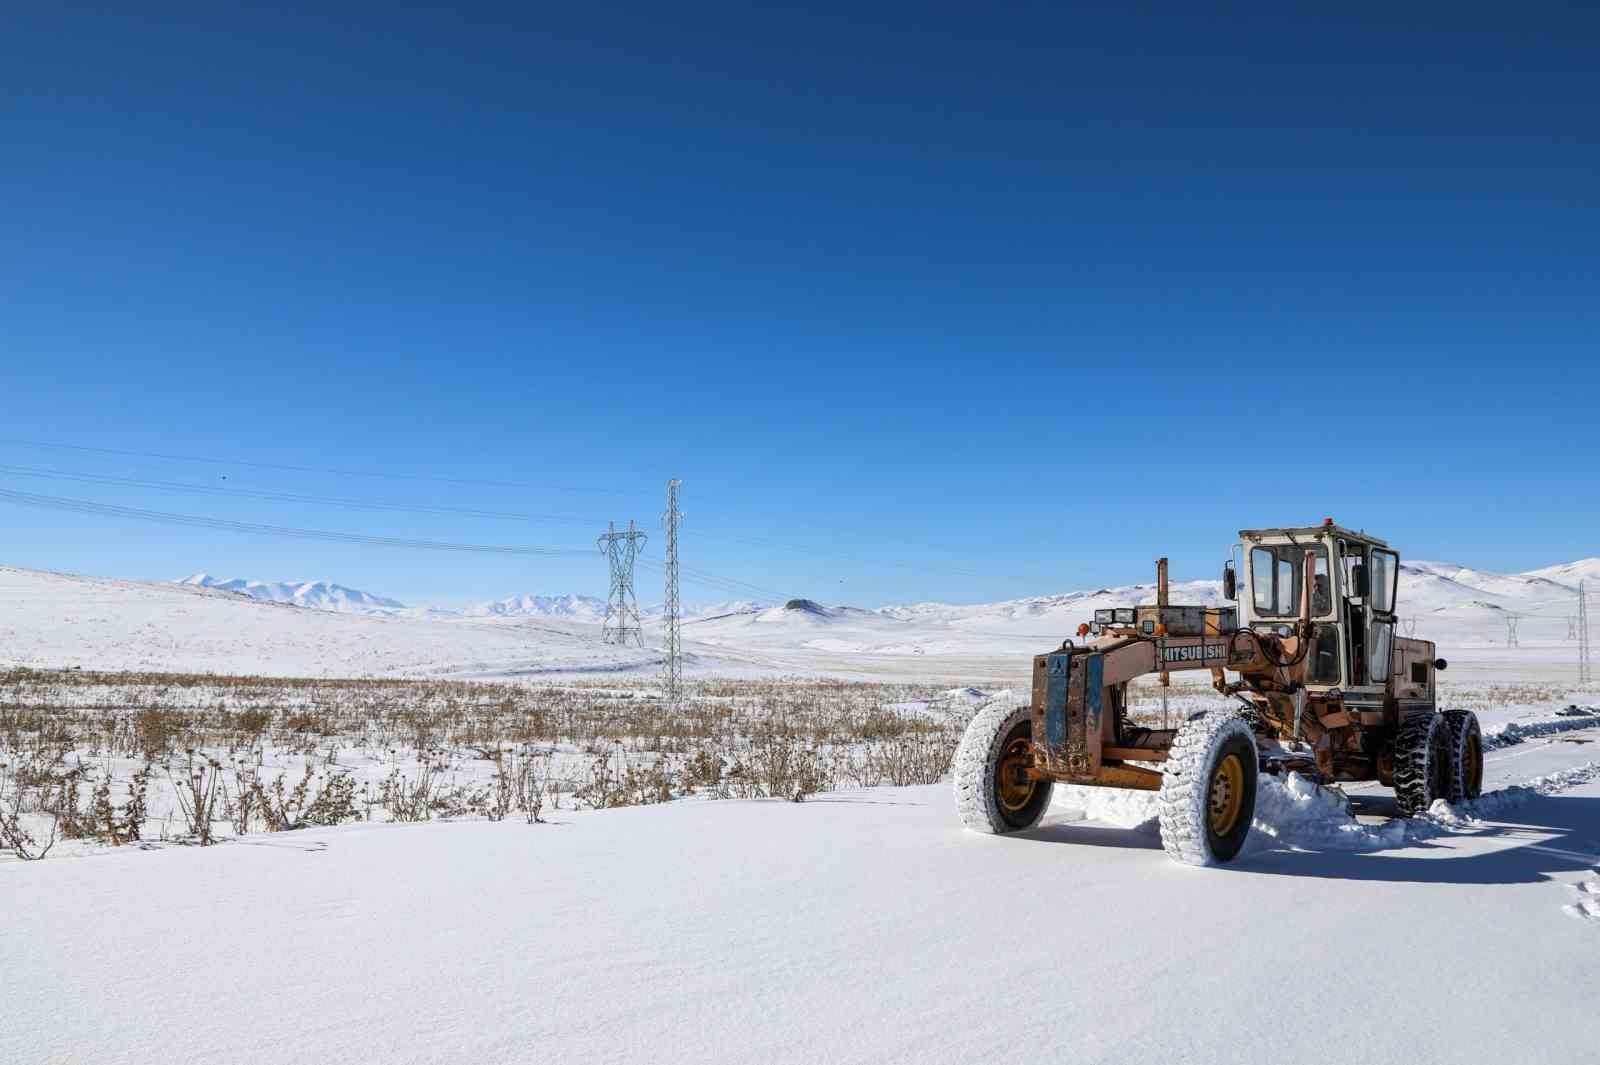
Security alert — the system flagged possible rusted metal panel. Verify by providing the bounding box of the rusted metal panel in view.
[1103,746,1170,762]
[1089,764,1163,790]
[1389,636,1435,703]
[1083,653,1104,773]
[1101,639,1156,686]
[1034,649,1103,781]
[1130,605,1239,637]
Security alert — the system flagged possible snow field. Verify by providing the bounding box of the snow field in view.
[10,745,1600,1064]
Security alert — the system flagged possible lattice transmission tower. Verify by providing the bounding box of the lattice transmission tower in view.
[597,520,647,646]
[662,479,683,703]
[1504,614,1521,648]
[1580,580,1592,687]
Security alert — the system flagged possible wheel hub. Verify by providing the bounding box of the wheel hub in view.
[1208,753,1245,835]
[996,736,1037,813]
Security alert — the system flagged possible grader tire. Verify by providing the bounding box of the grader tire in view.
[953,703,1053,834]
[1157,712,1258,867]
[1393,711,1453,816]
[1441,709,1484,802]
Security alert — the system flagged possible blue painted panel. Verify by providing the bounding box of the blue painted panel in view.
[1044,652,1070,747]
[1085,654,1103,735]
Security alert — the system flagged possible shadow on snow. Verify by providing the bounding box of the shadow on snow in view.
[1011,794,1600,885]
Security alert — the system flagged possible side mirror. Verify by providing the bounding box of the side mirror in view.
[1351,563,1369,598]
[1221,562,1237,601]
[1433,658,1448,671]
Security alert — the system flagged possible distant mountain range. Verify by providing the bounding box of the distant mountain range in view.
[172,575,766,624]
[175,557,1600,643]
[177,574,408,614]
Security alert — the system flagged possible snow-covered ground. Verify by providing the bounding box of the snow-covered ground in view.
[5,559,1595,686]
[7,718,1600,1065]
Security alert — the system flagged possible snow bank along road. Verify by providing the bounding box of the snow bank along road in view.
[7,726,1600,1065]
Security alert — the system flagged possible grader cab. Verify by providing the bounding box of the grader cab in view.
[953,520,1481,866]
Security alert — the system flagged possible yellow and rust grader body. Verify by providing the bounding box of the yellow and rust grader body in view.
[954,521,1483,866]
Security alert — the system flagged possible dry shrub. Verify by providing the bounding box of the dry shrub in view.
[134,708,184,760]
[378,766,438,822]
[241,764,363,831]
[171,754,224,845]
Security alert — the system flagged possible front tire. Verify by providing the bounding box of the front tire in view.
[953,703,1053,834]
[1441,709,1483,802]
[1393,711,1453,816]
[1158,712,1258,866]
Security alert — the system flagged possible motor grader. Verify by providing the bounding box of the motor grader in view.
[953,521,1482,865]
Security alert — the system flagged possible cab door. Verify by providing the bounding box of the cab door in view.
[1337,540,1374,690]
[1366,548,1400,687]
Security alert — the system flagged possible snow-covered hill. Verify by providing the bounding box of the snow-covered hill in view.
[176,574,408,614]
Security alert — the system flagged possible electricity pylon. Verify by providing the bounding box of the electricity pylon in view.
[598,520,647,647]
[662,479,683,704]
[1579,581,1592,686]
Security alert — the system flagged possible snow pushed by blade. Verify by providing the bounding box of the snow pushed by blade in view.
[1251,772,1408,851]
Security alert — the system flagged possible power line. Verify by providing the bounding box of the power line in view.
[0,487,593,557]
[638,557,788,602]
[0,449,1046,585]
[0,462,601,527]
[0,462,872,606]
[1,439,1082,590]
[0,436,631,496]
[4,463,790,604]
[0,477,794,607]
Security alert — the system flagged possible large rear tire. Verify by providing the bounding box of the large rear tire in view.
[953,703,1053,834]
[1441,709,1483,802]
[1158,712,1258,867]
[1393,711,1453,816]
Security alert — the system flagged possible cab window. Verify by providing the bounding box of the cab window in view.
[1340,540,1367,600]
[1370,550,1398,615]
[1369,620,1394,684]
[1309,624,1340,684]
[1249,543,1329,618]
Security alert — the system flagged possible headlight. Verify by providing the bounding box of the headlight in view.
[1094,609,1114,624]
[1114,608,1135,624]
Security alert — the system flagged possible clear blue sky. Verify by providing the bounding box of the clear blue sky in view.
[2,3,1595,608]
